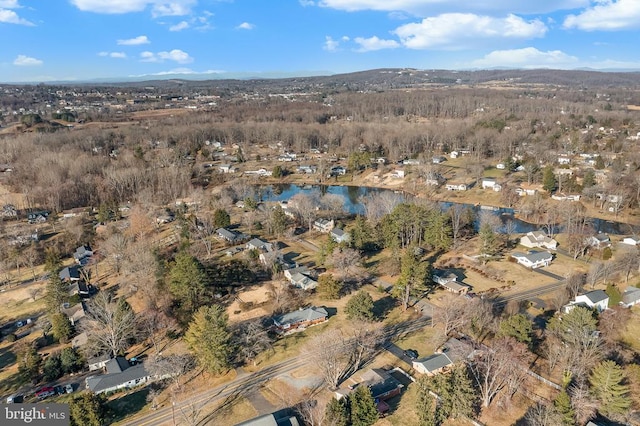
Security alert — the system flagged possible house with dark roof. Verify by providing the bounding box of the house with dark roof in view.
[85,356,153,394]
[216,228,249,244]
[563,290,609,313]
[59,265,81,282]
[412,353,453,376]
[73,245,93,265]
[511,250,553,269]
[432,270,472,295]
[335,368,403,404]
[272,306,328,333]
[235,413,300,426]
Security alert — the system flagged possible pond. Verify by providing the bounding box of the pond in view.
[259,184,639,236]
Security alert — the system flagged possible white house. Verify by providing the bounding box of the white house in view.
[218,164,236,174]
[586,233,611,249]
[511,251,553,269]
[445,183,468,191]
[520,231,558,250]
[313,218,335,233]
[413,353,453,376]
[449,151,459,159]
[496,163,506,170]
[564,290,609,313]
[481,178,502,191]
[246,238,273,252]
[621,287,640,308]
[330,228,350,244]
[622,236,640,246]
[392,169,405,179]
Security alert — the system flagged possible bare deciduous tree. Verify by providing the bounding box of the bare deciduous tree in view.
[83,291,138,358]
[232,319,273,366]
[331,247,364,284]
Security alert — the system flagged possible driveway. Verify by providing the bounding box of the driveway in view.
[532,268,564,281]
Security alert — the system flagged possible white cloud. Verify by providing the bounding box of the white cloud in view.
[564,0,640,31]
[236,22,254,30]
[299,0,315,6]
[354,36,400,51]
[140,49,193,63]
[169,20,189,31]
[0,8,34,25]
[393,13,546,50]
[117,35,150,45]
[323,36,340,51]
[316,0,588,15]
[471,47,579,68]
[13,55,42,66]
[70,0,195,16]
[0,1,20,8]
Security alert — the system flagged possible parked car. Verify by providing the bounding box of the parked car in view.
[54,385,64,395]
[6,393,23,403]
[403,349,418,360]
[35,386,55,400]
[64,384,74,394]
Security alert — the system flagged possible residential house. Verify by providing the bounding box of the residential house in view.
[73,245,93,265]
[216,228,249,244]
[412,353,454,376]
[335,368,403,405]
[246,238,273,252]
[313,218,335,233]
[432,156,446,164]
[586,233,611,249]
[481,178,502,192]
[402,159,420,166]
[296,165,317,174]
[392,169,405,179]
[425,172,444,187]
[520,231,558,250]
[330,228,350,244]
[622,236,640,246]
[621,286,640,308]
[27,210,49,224]
[329,166,346,176]
[496,163,505,170]
[515,183,541,196]
[449,151,459,159]
[551,193,581,202]
[557,156,571,165]
[87,354,111,372]
[272,306,328,333]
[68,281,94,298]
[71,332,88,349]
[59,265,81,282]
[511,251,553,269]
[288,272,318,290]
[438,337,475,363]
[2,204,17,218]
[432,269,471,295]
[445,183,468,191]
[236,413,300,426]
[62,303,86,326]
[564,290,609,313]
[218,164,236,174]
[86,357,154,394]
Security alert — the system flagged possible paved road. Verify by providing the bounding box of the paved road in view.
[122,316,432,426]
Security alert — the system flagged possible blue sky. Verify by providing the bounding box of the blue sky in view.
[1,0,640,82]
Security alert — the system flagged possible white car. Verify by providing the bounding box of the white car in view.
[65,384,74,394]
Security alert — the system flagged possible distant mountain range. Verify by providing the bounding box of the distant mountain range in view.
[9,68,640,90]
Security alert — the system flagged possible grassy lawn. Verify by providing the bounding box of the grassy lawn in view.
[201,396,258,426]
[108,388,151,424]
[620,305,640,352]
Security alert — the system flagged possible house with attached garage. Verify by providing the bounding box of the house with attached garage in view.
[563,290,609,313]
[216,228,249,244]
[520,231,558,250]
[335,368,404,405]
[272,306,328,333]
[622,236,640,246]
[432,269,471,295]
[511,250,553,269]
[481,177,502,191]
[86,356,160,395]
[330,228,350,244]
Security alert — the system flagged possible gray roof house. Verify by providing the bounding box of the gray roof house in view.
[236,413,300,426]
[85,357,152,394]
[273,306,328,333]
[621,286,640,308]
[511,250,553,269]
[412,353,454,376]
[564,290,609,313]
[73,245,93,265]
[216,228,249,243]
[246,238,273,252]
[330,228,350,244]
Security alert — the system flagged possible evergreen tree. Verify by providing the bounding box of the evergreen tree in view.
[393,249,431,311]
[325,397,349,426]
[60,347,84,374]
[416,376,437,426]
[18,344,42,382]
[589,360,631,416]
[447,365,477,419]
[349,385,379,426]
[185,305,232,375]
[582,170,596,188]
[350,215,377,252]
[212,208,231,229]
[498,314,533,344]
[43,352,63,382]
[542,165,557,192]
[45,273,68,314]
[345,290,375,321]
[317,274,342,300]
[272,165,284,178]
[594,156,605,170]
[271,205,288,237]
[424,210,452,252]
[69,393,108,426]
[416,365,477,425]
[168,251,208,313]
[51,312,73,343]
[479,223,500,258]
[553,389,575,426]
